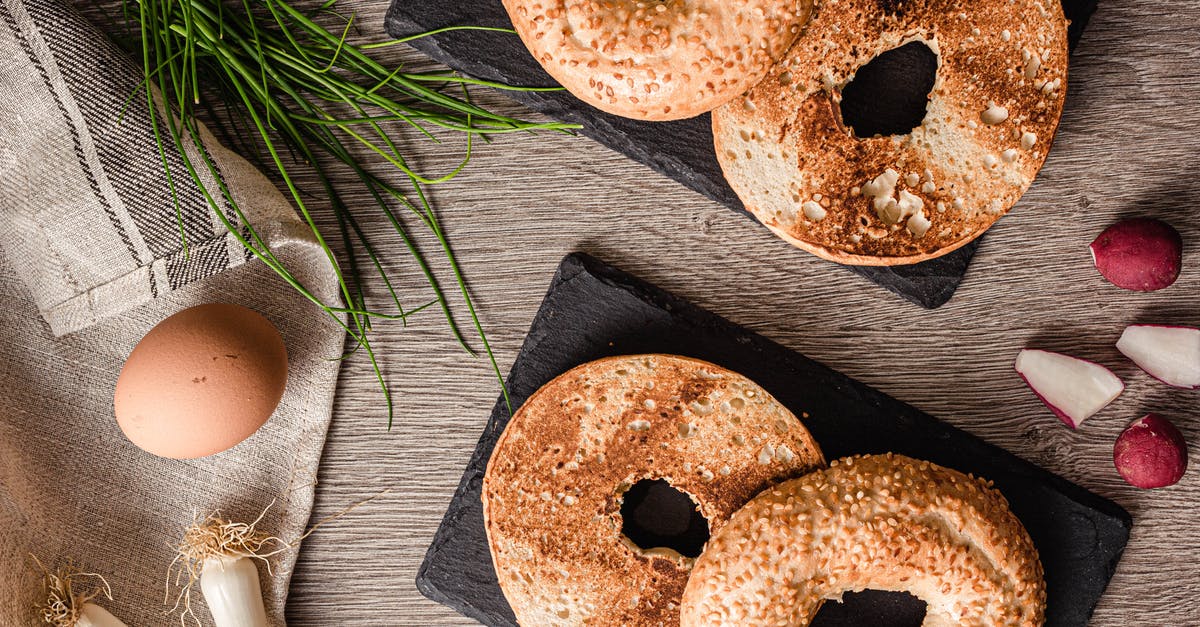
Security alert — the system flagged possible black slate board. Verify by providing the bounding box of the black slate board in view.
[416,252,1130,626]
[384,1,1097,309]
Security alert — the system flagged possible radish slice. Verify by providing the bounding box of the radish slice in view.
[1014,349,1125,428]
[1116,325,1200,389]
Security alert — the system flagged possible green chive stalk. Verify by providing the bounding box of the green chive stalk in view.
[122,0,578,425]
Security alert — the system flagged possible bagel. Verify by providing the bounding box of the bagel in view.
[712,0,1069,264]
[680,453,1046,626]
[482,354,824,626]
[501,0,814,121]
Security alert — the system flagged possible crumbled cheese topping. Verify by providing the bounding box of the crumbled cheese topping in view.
[981,103,1009,125]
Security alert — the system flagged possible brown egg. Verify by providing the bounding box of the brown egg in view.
[114,303,288,459]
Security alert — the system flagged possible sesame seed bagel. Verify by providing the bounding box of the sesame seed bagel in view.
[501,0,814,121]
[680,453,1046,626]
[483,354,824,625]
[712,0,1069,264]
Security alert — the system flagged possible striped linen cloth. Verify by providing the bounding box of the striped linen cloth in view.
[0,1,345,624]
[0,0,289,335]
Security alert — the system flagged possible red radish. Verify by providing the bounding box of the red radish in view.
[1114,414,1188,488]
[1089,218,1182,291]
[1116,324,1200,388]
[1014,349,1125,428]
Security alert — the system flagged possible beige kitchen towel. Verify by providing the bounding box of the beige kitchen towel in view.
[0,0,345,624]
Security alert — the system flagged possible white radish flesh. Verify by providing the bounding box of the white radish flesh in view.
[1014,349,1125,428]
[200,555,269,627]
[76,603,128,627]
[1116,325,1200,389]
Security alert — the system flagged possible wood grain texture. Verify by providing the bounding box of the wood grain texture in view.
[79,1,1200,624]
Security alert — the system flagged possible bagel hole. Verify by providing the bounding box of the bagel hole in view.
[619,479,709,558]
[811,590,927,626]
[840,41,937,138]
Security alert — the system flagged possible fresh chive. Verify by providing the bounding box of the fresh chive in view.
[124,0,579,424]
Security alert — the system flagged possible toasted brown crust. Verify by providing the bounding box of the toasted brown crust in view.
[680,453,1046,626]
[483,354,824,626]
[713,0,1069,265]
[501,0,813,121]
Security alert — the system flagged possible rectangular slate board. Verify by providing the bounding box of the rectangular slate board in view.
[416,252,1131,626]
[384,1,1097,309]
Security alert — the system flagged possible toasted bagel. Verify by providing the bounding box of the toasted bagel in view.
[502,0,813,121]
[712,0,1069,264]
[483,354,824,625]
[681,453,1046,626]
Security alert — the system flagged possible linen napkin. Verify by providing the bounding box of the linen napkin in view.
[0,0,345,624]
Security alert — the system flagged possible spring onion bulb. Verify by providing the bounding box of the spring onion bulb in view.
[34,561,128,627]
[170,509,282,627]
[199,556,269,627]
[72,604,127,627]
[169,494,385,625]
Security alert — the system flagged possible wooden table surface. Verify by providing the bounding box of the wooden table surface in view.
[86,0,1200,624]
